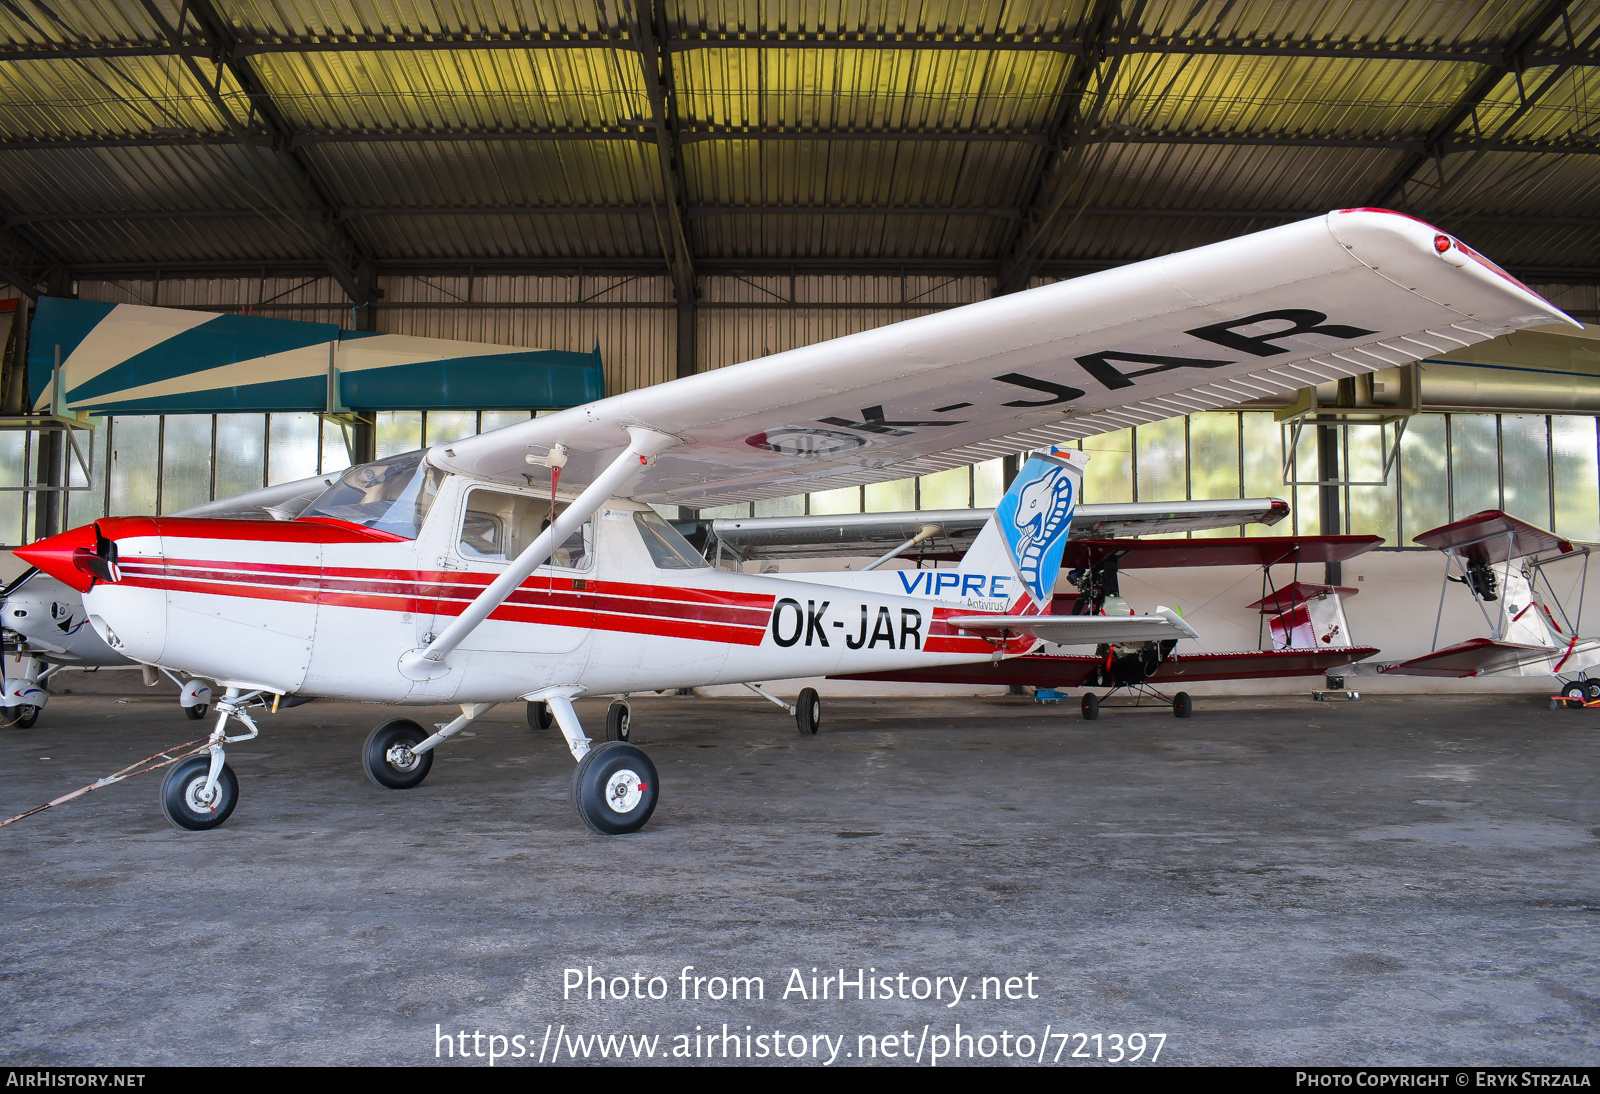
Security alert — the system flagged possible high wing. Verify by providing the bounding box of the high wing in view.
[1413,509,1578,565]
[1376,638,1568,678]
[433,210,1573,508]
[946,607,1200,646]
[709,497,1288,562]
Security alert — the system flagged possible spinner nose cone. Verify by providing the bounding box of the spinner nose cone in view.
[13,524,100,592]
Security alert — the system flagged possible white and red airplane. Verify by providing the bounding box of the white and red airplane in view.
[13,210,1575,834]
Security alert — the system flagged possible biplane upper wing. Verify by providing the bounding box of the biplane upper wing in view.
[709,497,1289,561]
[1412,510,1577,564]
[1376,637,1561,678]
[947,607,1200,646]
[433,210,1574,509]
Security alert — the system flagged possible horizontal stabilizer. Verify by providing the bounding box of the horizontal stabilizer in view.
[948,606,1199,646]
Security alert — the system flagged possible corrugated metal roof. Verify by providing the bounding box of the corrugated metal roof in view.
[0,0,1594,281]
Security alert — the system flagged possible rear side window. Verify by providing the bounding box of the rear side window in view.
[634,510,706,569]
[459,489,590,570]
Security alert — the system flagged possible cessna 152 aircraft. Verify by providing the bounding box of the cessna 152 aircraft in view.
[14,210,1575,835]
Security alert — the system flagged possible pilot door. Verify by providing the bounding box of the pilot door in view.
[426,484,595,656]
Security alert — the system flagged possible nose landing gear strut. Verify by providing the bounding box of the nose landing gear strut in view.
[160,686,261,831]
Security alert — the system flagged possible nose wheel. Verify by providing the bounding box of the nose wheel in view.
[571,741,659,835]
[160,755,239,831]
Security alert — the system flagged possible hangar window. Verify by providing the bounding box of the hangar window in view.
[458,489,591,570]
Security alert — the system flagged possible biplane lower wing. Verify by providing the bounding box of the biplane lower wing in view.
[1376,637,1572,678]
[837,646,1382,688]
[946,609,1199,646]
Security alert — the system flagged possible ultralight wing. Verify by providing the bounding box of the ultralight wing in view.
[709,497,1289,562]
[1377,637,1563,678]
[1057,534,1382,570]
[1413,510,1577,565]
[433,210,1574,509]
[947,607,1199,646]
[839,646,1382,687]
[172,472,341,521]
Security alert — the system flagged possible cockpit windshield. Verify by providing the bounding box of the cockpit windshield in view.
[299,450,445,540]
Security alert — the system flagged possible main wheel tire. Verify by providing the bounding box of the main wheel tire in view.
[160,755,238,831]
[527,700,554,730]
[571,742,659,835]
[1081,693,1100,720]
[1560,681,1586,708]
[1584,679,1600,702]
[795,687,821,735]
[184,702,207,721]
[7,704,40,729]
[605,700,631,742]
[1173,691,1194,719]
[363,719,434,790]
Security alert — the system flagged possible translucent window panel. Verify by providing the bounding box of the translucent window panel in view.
[1287,422,1321,536]
[1400,414,1449,545]
[1551,416,1600,542]
[864,477,915,513]
[1134,417,1187,503]
[809,486,861,515]
[65,420,107,528]
[753,494,804,517]
[1500,414,1551,529]
[1450,414,1500,520]
[160,414,212,514]
[213,414,265,501]
[108,415,159,517]
[700,503,752,519]
[0,430,24,545]
[320,419,352,476]
[268,413,320,486]
[1188,413,1240,499]
[425,410,478,447]
[973,459,1006,507]
[479,410,532,435]
[1240,413,1283,537]
[1344,424,1397,545]
[919,465,971,510]
[375,411,423,459]
[1080,430,1132,504]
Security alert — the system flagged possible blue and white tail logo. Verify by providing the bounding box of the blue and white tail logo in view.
[993,449,1086,606]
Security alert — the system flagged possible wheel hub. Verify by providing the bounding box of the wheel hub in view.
[604,768,645,813]
[385,744,421,772]
[184,776,218,813]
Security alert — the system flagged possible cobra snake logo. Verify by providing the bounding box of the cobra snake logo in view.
[1012,467,1075,598]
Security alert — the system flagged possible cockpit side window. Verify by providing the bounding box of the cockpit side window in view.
[459,488,591,570]
[634,510,707,569]
[299,450,444,540]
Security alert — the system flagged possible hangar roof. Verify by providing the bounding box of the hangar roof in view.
[1,0,1597,302]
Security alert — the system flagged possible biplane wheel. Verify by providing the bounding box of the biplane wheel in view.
[1173,692,1193,719]
[605,700,632,742]
[571,742,659,835]
[527,700,554,731]
[363,719,434,790]
[1585,680,1600,702]
[1081,693,1100,720]
[1560,681,1586,708]
[160,755,238,831]
[796,687,821,735]
[184,703,208,721]
[5,704,40,729]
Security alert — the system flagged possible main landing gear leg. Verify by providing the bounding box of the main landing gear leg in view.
[538,691,659,836]
[160,686,259,831]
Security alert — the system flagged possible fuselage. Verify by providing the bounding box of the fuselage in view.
[63,475,1033,704]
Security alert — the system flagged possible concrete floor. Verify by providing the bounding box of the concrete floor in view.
[0,692,1596,1066]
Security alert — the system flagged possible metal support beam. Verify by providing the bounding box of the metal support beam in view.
[997,0,1131,294]
[1370,0,1573,209]
[1318,425,1342,585]
[633,0,698,377]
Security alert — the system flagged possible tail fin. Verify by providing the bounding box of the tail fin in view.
[957,448,1087,613]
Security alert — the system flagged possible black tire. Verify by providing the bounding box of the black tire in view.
[1081,693,1100,720]
[184,703,207,721]
[1561,680,1586,708]
[1585,680,1600,702]
[363,719,434,790]
[527,700,554,730]
[606,700,631,742]
[7,704,40,729]
[795,687,821,735]
[160,755,238,831]
[1173,691,1194,718]
[570,742,659,835]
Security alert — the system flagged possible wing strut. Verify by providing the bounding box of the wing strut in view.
[399,427,680,680]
